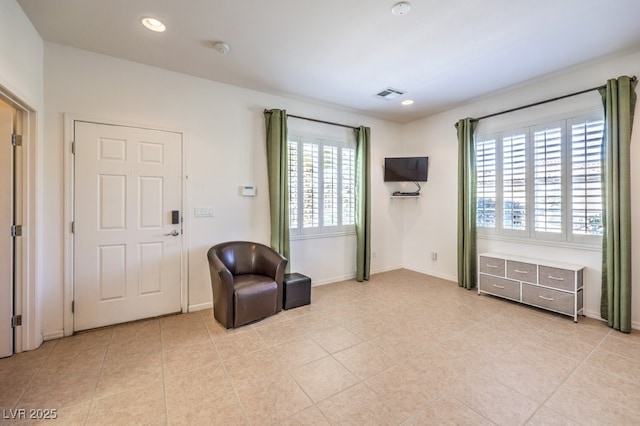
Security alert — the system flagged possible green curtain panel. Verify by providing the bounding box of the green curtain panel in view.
[264,109,291,265]
[457,118,478,289]
[599,76,637,333]
[355,126,371,282]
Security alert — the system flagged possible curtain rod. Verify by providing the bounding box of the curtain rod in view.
[457,76,637,126]
[288,114,358,130]
[264,109,359,130]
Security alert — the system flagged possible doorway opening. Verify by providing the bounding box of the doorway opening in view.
[0,85,37,356]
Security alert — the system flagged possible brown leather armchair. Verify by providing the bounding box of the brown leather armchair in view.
[207,241,288,328]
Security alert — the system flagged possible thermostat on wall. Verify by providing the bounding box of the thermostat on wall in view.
[240,185,257,197]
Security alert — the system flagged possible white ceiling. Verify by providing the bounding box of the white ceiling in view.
[17,0,640,123]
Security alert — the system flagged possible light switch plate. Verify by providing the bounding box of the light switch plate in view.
[194,207,214,217]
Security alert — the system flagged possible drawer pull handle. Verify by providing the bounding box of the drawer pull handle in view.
[492,284,505,289]
[538,295,555,301]
[514,269,528,274]
[548,276,564,281]
[486,264,499,269]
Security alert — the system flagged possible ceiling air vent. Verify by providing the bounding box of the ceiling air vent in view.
[375,87,405,100]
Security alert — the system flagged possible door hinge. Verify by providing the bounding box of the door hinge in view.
[71,141,75,154]
[71,221,75,233]
[11,225,22,237]
[71,301,75,313]
[11,315,22,328]
[11,133,22,147]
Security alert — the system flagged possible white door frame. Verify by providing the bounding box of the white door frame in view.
[0,84,40,353]
[63,114,188,336]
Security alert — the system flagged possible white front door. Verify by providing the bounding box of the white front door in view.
[0,104,14,357]
[74,121,183,331]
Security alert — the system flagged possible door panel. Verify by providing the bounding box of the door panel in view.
[74,121,182,331]
[0,105,14,357]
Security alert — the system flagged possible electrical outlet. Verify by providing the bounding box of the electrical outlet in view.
[431,252,438,261]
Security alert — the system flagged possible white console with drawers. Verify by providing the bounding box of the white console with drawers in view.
[478,252,585,322]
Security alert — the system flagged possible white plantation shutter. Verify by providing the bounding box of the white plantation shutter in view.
[476,110,603,246]
[571,118,604,236]
[323,146,338,226]
[302,142,319,228]
[534,126,563,233]
[502,133,527,231]
[287,134,356,236]
[341,147,355,226]
[476,136,497,228]
[288,141,299,231]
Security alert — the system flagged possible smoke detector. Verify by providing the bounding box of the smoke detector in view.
[213,42,230,54]
[391,1,411,16]
[374,87,405,100]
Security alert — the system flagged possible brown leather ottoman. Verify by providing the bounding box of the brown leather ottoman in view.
[283,273,311,310]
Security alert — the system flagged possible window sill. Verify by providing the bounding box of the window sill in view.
[477,233,602,252]
[291,230,356,241]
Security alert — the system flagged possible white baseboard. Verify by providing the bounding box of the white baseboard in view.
[42,330,64,341]
[310,265,404,287]
[584,308,640,331]
[188,302,213,312]
[311,273,356,286]
[403,265,457,283]
[583,308,602,322]
[371,265,404,275]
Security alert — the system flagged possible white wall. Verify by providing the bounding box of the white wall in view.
[0,0,43,107]
[0,0,44,350]
[41,43,403,337]
[402,50,640,329]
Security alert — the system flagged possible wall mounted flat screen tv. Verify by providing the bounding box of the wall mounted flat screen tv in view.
[384,157,429,182]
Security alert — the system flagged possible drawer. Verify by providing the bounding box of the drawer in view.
[479,256,505,277]
[479,274,520,301]
[539,266,576,291]
[507,260,537,284]
[522,284,575,315]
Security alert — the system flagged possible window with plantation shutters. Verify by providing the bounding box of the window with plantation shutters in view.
[476,135,497,228]
[503,132,527,231]
[301,142,319,228]
[322,145,337,226]
[534,125,563,234]
[288,141,299,230]
[570,117,604,236]
[288,134,356,236]
[341,148,356,226]
[475,111,603,246]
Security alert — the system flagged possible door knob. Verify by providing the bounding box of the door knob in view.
[165,229,180,236]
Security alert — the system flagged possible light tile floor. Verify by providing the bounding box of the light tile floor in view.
[1,269,640,425]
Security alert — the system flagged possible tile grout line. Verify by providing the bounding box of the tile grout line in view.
[202,311,251,425]
[522,327,614,424]
[81,327,114,426]
[157,319,169,425]
[8,340,60,424]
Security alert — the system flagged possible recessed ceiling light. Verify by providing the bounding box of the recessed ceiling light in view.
[141,17,166,32]
[391,1,411,16]
[402,99,414,106]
